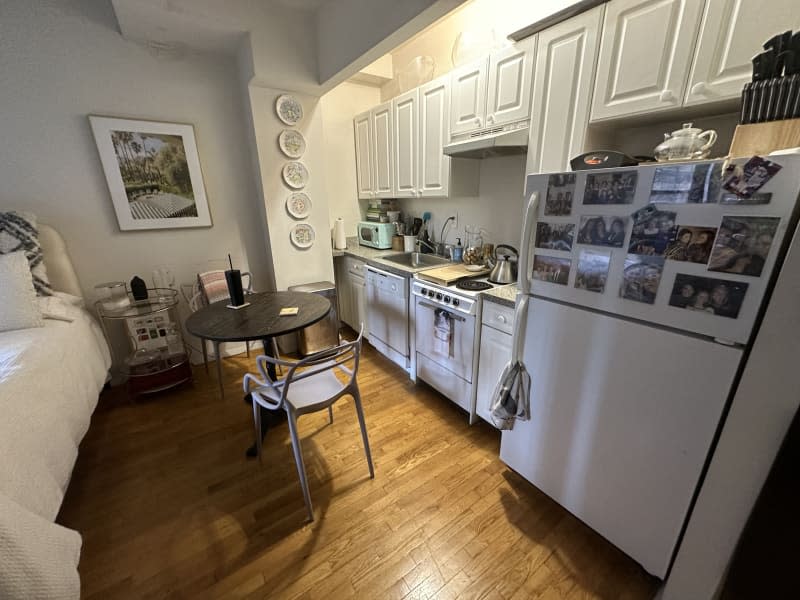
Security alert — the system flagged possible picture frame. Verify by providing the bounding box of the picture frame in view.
[89,115,212,231]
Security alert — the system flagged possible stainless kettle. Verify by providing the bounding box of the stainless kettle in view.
[488,244,518,284]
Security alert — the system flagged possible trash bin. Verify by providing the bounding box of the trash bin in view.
[288,281,339,356]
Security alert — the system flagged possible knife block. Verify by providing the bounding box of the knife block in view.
[728,118,800,158]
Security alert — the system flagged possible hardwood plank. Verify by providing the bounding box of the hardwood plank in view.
[59,342,657,598]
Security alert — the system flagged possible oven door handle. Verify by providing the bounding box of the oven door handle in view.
[417,300,466,322]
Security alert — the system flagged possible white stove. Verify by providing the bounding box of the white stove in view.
[411,274,502,423]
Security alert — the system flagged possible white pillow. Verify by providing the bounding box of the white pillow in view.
[0,251,43,333]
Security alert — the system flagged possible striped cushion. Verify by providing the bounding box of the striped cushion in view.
[0,211,52,296]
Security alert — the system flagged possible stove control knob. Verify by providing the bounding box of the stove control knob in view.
[452,298,460,307]
[444,295,451,303]
[435,293,443,300]
[424,289,432,297]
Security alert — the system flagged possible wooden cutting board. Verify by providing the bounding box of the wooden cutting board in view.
[417,264,490,285]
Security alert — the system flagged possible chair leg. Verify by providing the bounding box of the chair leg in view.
[252,399,263,464]
[352,387,375,479]
[328,406,334,425]
[202,339,209,374]
[287,409,314,522]
[272,338,283,376]
[246,341,250,358]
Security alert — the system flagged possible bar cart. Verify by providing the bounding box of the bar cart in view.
[96,288,192,398]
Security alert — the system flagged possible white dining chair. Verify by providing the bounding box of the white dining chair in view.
[243,329,374,521]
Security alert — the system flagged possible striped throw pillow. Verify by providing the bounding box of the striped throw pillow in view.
[0,211,53,296]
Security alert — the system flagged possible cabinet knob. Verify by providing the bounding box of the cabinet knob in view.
[474,117,482,126]
[691,81,714,96]
[487,114,495,124]
[659,89,675,103]
[496,315,507,324]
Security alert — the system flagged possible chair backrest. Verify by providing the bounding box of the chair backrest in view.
[286,328,362,389]
[182,270,253,313]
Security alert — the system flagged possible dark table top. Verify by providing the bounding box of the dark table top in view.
[185,291,331,342]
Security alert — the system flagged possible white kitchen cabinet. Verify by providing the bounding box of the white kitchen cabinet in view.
[449,58,490,137]
[685,0,800,107]
[337,257,367,333]
[486,37,536,128]
[475,321,512,427]
[418,77,451,198]
[372,102,394,198]
[391,76,453,199]
[526,5,603,175]
[351,270,367,334]
[590,0,705,121]
[354,111,373,200]
[392,89,419,198]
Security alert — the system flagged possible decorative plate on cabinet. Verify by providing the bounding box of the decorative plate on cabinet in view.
[282,161,309,189]
[286,192,311,219]
[275,95,303,125]
[278,129,306,159]
[290,223,315,249]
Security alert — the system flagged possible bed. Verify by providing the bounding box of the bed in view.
[0,224,111,599]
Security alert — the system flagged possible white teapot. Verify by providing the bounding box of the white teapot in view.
[654,123,718,162]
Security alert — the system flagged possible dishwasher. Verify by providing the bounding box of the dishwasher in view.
[365,265,409,370]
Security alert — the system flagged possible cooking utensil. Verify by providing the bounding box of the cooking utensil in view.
[488,244,519,284]
[412,218,423,236]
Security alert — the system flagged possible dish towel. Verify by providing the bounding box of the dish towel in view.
[433,308,453,358]
[490,361,531,430]
[198,270,229,305]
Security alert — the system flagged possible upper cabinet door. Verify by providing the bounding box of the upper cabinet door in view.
[354,110,373,199]
[685,0,800,106]
[590,0,705,121]
[486,38,536,127]
[392,89,419,198]
[371,102,394,198]
[527,7,603,175]
[418,77,451,198]
[450,58,489,137]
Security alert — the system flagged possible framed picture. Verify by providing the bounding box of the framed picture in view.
[89,116,212,230]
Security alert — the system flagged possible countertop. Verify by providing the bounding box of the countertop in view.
[481,284,517,308]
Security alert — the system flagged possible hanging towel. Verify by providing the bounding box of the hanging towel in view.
[490,293,532,430]
[433,308,453,358]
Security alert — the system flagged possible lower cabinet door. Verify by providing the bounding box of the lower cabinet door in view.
[475,324,512,426]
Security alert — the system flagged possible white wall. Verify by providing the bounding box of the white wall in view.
[320,82,382,237]
[396,155,527,249]
[248,86,336,290]
[0,0,269,300]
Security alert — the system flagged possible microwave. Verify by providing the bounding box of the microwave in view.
[357,221,394,249]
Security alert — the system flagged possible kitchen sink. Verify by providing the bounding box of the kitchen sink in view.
[380,252,451,268]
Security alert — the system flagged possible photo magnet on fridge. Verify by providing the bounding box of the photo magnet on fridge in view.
[535,222,575,251]
[577,215,627,248]
[664,226,717,263]
[545,173,576,216]
[628,207,677,256]
[583,171,638,205]
[669,274,748,319]
[721,156,782,199]
[649,162,722,204]
[708,216,780,277]
[619,255,664,305]
[574,250,611,293]
[532,255,571,285]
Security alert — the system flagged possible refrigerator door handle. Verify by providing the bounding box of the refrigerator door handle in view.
[517,191,539,297]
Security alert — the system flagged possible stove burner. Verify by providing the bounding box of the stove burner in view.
[456,280,492,292]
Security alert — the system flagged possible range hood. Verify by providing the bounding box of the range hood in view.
[443,124,528,159]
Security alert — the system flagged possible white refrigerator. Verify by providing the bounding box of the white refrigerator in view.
[500,155,800,578]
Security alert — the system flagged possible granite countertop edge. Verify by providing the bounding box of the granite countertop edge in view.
[481,284,517,308]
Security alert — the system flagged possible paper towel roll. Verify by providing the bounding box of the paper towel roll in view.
[333,217,347,250]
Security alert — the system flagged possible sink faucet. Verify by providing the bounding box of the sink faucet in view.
[437,215,456,256]
[416,239,437,254]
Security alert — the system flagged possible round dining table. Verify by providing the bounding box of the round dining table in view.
[185,291,331,399]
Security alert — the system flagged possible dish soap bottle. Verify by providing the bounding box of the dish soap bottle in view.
[452,237,464,262]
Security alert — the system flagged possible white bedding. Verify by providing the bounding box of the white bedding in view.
[0,296,110,519]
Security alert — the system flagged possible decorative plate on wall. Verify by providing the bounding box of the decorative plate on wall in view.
[290,223,315,249]
[286,192,311,219]
[282,161,309,189]
[275,95,303,125]
[278,129,306,159]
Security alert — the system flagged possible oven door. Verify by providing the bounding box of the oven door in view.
[414,296,475,382]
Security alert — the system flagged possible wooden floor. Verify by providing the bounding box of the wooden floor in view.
[59,343,657,599]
